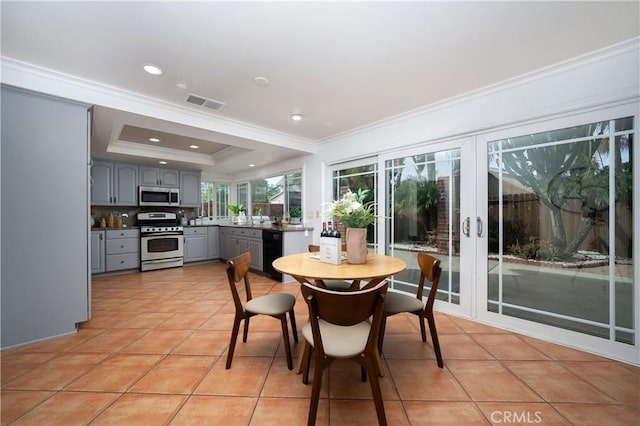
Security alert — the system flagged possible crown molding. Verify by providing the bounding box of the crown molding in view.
[0,57,316,153]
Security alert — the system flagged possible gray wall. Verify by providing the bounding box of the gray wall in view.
[1,85,90,349]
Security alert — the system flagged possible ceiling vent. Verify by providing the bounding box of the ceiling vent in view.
[185,93,226,111]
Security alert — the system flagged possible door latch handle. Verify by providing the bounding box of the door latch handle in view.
[477,216,483,237]
[462,217,470,237]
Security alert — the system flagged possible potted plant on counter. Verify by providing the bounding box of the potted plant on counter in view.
[289,207,302,224]
[228,204,247,224]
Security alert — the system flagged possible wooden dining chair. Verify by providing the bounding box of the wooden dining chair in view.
[307,244,358,291]
[225,252,298,370]
[378,252,443,368]
[300,281,388,426]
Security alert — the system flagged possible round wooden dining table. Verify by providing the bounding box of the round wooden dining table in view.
[272,252,407,288]
[273,251,406,374]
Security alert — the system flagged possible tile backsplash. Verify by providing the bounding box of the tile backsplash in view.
[91,206,198,228]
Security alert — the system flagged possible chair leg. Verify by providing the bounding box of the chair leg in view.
[365,354,387,426]
[280,315,293,370]
[426,311,443,368]
[377,314,387,355]
[302,341,312,384]
[307,352,324,426]
[417,310,427,342]
[243,316,250,342]
[226,315,242,369]
[289,308,298,343]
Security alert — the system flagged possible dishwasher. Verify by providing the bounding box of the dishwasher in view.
[262,230,283,281]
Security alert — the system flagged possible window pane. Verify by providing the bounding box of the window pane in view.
[332,164,377,248]
[487,117,635,345]
[248,172,302,221]
[385,149,461,305]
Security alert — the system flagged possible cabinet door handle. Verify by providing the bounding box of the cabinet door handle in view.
[477,216,483,237]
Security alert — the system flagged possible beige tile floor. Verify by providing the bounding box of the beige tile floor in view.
[1,261,638,425]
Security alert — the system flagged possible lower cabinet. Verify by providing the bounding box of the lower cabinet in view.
[207,226,219,259]
[91,230,105,274]
[220,227,263,271]
[248,238,263,271]
[105,229,140,272]
[184,227,208,262]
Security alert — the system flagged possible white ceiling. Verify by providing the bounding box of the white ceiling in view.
[2,1,639,176]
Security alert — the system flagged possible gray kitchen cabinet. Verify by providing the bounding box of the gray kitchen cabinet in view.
[220,227,262,271]
[91,160,138,206]
[113,163,138,205]
[180,170,201,207]
[91,230,105,274]
[105,229,140,271]
[207,226,220,259]
[219,227,230,260]
[248,239,263,271]
[139,166,179,188]
[226,235,248,261]
[1,85,91,349]
[91,160,113,205]
[184,227,208,262]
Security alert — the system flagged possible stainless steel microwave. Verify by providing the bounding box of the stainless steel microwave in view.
[139,186,180,207]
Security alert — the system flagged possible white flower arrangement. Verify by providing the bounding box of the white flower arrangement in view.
[328,189,376,228]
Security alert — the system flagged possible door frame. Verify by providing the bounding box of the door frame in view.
[475,102,639,365]
[377,136,477,319]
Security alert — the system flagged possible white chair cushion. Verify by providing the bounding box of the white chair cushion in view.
[302,320,370,358]
[245,293,295,315]
[383,291,424,314]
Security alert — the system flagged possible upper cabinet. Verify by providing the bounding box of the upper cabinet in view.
[91,161,138,206]
[90,161,113,205]
[139,166,179,188]
[91,160,200,207]
[180,170,201,207]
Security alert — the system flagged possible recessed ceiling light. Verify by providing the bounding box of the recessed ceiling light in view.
[189,145,199,149]
[159,161,167,165]
[290,113,304,121]
[248,164,256,167]
[254,76,269,87]
[143,63,163,75]
[149,137,161,143]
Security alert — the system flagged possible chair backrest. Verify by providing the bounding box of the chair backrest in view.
[417,252,442,310]
[226,252,253,311]
[301,281,388,354]
[302,280,387,325]
[308,243,347,252]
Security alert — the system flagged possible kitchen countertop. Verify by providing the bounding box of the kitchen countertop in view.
[91,226,139,231]
[190,223,314,232]
[91,224,314,232]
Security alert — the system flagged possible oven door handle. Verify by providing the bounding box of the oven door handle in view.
[142,232,183,237]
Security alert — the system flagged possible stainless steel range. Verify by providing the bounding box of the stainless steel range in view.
[137,212,184,271]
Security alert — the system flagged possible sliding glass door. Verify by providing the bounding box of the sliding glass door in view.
[329,104,637,363]
[477,106,637,362]
[381,138,476,317]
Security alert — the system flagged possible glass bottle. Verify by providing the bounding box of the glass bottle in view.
[333,223,341,239]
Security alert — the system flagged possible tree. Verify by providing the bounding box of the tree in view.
[495,120,632,256]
